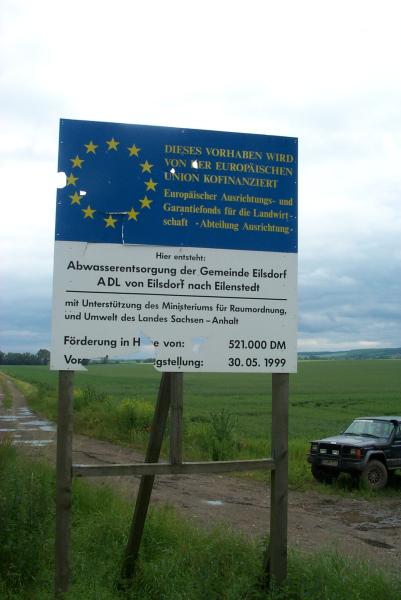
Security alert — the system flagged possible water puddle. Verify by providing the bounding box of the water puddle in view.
[0,407,56,448]
[341,510,378,524]
[342,509,401,530]
[21,419,52,426]
[204,500,225,506]
[13,440,53,447]
[20,420,56,432]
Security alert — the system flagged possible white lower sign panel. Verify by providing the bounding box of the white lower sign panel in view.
[51,242,297,372]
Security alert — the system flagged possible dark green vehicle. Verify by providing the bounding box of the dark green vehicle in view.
[308,416,401,490]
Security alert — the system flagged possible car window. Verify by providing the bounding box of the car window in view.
[394,425,401,441]
[372,422,386,437]
[344,419,393,438]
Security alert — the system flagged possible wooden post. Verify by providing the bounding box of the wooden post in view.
[55,370,74,599]
[169,373,183,464]
[120,372,173,585]
[263,372,289,588]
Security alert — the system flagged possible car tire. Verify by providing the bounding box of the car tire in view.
[311,465,339,484]
[361,460,388,490]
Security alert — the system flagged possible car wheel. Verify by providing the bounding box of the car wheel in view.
[311,465,338,484]
[361,460,388,490]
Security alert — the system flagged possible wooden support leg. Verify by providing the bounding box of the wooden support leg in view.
[263,372,289,589]
[120,372,175,584]
[169,372,183,465]
[55,370,74,599]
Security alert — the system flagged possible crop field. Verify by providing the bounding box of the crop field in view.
[2,359,401,487]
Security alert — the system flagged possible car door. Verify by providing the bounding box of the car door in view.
[387,425,401,469]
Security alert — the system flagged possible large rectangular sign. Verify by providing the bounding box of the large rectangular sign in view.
[51,119,298,372]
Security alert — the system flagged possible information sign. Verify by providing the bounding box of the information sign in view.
[51,119,297,372]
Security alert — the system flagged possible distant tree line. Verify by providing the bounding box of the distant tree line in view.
[298,347,401,361]
[0,349,50,365]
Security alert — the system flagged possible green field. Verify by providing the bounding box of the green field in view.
[2,360,401,487]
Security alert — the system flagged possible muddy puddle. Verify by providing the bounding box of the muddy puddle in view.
[341,508,401,530]
[0,403,56,448]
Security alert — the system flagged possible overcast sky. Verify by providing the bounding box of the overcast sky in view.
[1,0,400,354]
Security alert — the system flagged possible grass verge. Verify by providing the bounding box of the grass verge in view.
[0,373,12,409]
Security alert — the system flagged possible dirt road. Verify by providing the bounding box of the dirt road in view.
[2,376,401,574]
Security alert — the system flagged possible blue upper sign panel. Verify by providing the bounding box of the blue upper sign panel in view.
[56,119,297,253]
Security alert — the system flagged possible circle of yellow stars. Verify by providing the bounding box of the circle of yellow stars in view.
[65,136,157,229]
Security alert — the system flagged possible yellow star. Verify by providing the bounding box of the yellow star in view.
[145,178,157,191]
[69,191,82,205]
[128,144,141,157]
[127,208,139,221]
[140,195,152,209]
[104,214,118,228]
[66,173,78,186]
[140,160,153,173]
[85,140,98,154]
[82,205,96,219]
[106,137,119,151]
[70,155,84,168]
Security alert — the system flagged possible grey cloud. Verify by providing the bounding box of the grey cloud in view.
[298,246,401,348]
[0,298,51,353]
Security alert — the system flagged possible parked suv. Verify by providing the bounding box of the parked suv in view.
[308,416,401,490]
